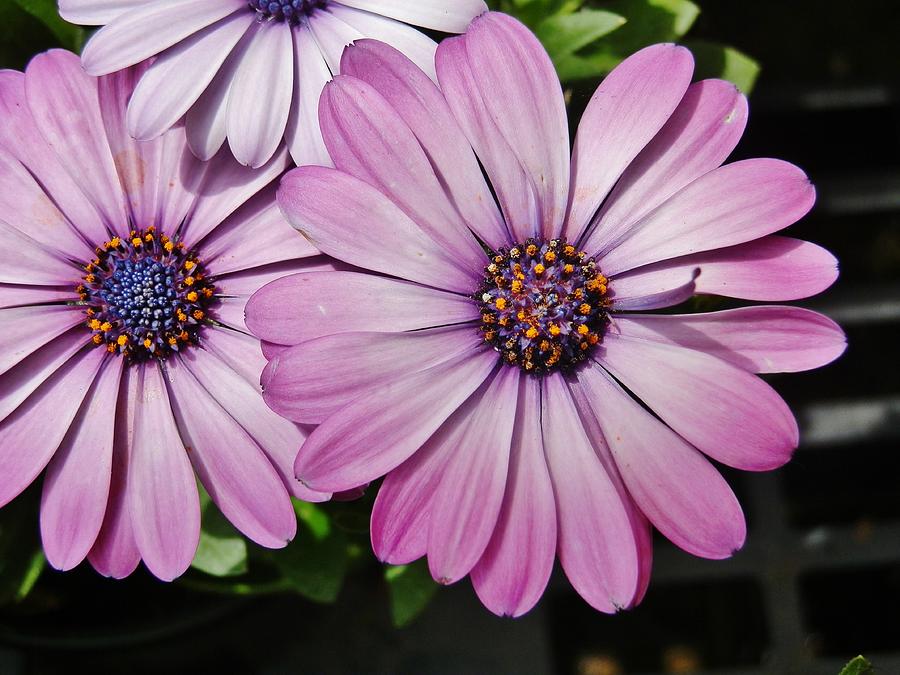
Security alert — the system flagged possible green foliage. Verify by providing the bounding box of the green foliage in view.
[11,0,86,52]
[385,559,439,627]
[0,486,45,606]
[839,656,873,675]
[191,490,249,577]
[686,39,760,93]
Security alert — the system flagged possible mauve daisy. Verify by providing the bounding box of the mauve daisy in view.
[246,12,847,616]
[59,0,487,169]
[0,50,332,581]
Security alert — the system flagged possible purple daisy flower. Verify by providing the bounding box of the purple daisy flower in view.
[0,50,332,581]
[246,12,847,616]
[59,0,487,168]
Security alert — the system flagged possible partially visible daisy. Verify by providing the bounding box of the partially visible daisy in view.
[60,0,487,168]
[0,50,331,581]
[246,14,846,616]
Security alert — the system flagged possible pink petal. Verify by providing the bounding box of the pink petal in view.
[465,13,569,238]
[59,0,146,25]
[128,363,200,581]
[263,326,483,424]
[295,348,497,492]
[427,367,518,584]
[612,307,846,374]
[40,357,124,571]
[471,376,556,617]
[598,333,798,470]
[318,77,485,269]
[334,0,486,32]
[609,235,839,302]
[0,221,78,286]
[436,35,537,242]
[246,271,478,346]
[278,166,480,292]
[285,24,333,168]
[25,50,129,235]
[165,357,296,548]
[578,364,746,559]
[610,268,699,311]
[340,39,508,250]
[81,0,245,75]
[541,373,640,613]
[564,44,694,243]
[583,79,748,257]
[0,305,84,376]
[306,7,362,74]
[211,258,333,301]
[600,159,816,276]
[0,284,74,310]
[127,12,253,141]
[0,347,106,508]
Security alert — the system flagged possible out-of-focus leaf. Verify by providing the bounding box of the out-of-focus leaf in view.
[838,656,873,675]
[0,486,45,605]
[11,0,86,52]
[385,559,439,628]
[491,0,584,29]
[0,2,58,69]
[191,490,248,578]
[537,9,626,69]
[684,39,761,93]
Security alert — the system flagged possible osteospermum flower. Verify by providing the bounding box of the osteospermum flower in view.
[0,50,332,581]
[59,0,487,168]
[246,13,847,616]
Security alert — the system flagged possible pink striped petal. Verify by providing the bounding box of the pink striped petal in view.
[88,366,140,578]
[59,0,147,24]
[0,305,84,376]
[465,13,569,238]
[245,271,477,346]
[471,376,555,617]
[600,159,816,276]
[583,79,748,256]
[295,348,497,492]
[278,166,480,292]
[564,44,694,243]
[578,364,746,559]
[285,24,333,168]
[612,307,846,374]
[542,373,640,613]
[334,0,486,32]
[263,326,483,424]
[0,221,79,286]
[436,35,537,242]
[428,367,518,584]
[609,268,698,311]
[340,39,508,249]
[127,11,253,141]
[0,285,74,310]
[609,236,839,302]
[81,0,245,75]
[598,333,798,470]
[40,357,124,571]
[128,363,200,581]
[318,77,485,269]
[0,347,105,508]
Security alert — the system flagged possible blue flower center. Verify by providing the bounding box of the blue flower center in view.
[77,228,216,362]
[476,239,610,373]
[249,0,327,22]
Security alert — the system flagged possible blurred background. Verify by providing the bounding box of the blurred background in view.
[1,0,898,673]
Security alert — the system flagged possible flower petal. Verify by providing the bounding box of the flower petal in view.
[81,0,245,75]
[465,12,569,238]
[40,357,123,571]
[600,159,816,276]
[427,367,518,584]
[578,364,746,559]
[0,221,78,286]
[128,362,200,581]
[295,348,497,492]
[285,24,333,168]
[609,268,698,311]
[263,326,483,424]
[59,0,147,24]
[278,166,479,291]
[583,79,748,257]
[246,271,478,346]
[564,44,694,243]
[612,307,846,374]
[471,375,555,617]
[541,373,640,613]
[334,0,486,32]
[0,305,84,376]
[598,332,798,470]
[0,285,74,311]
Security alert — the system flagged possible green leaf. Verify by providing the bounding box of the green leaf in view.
[684,40,761,94]
[191,491,248,578]
[386,559,439,628]
[0,2,56,69]
[838,656,873,675]
[536,9,626,62]
[0,486,45,605]
[11,0,86,52]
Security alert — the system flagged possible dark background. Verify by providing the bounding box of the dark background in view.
[1,1,899,673]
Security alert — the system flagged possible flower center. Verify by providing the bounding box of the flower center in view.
[249,0,326,22]
[76,227,216,362]
[476,239,610,374]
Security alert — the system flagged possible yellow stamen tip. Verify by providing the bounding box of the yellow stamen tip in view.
[577,324,589,335]
[116,335,128,346]
[579,303,591,315]
[494,297,507,310]
[534,263,545,275]
[186,291,198,302]
[131,237,142,247]
[549,325,561,336]
[525,327,539,339]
